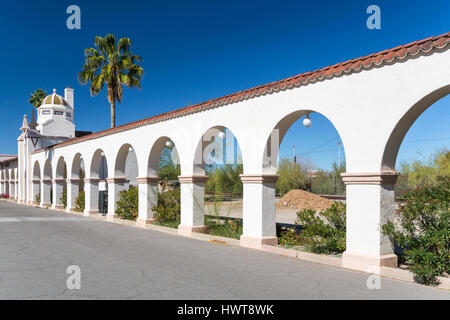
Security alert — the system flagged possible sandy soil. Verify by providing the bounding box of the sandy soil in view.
[204,199,299,224]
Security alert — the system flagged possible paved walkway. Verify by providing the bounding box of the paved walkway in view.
[0,201,448,299]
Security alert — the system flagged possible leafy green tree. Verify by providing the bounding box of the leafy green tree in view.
[78,34,144,128]
[311,162,345,195]
[206,164,243,196]
[28,89,47,108]
[396,149,450,195]
[276,159,307,196]
[382,176,449,285]
[158,146,180,180]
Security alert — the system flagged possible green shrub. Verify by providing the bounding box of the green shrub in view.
[35,191,41,204]
[153,188,180,226]
[295,202,346,254]
[60,188,67,208]
[279,228,303,248]
[75,191,85,212]
[382,176,450,285]
[116,186,139,220]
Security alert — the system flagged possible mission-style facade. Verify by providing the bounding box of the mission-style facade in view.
[0,32,448,274]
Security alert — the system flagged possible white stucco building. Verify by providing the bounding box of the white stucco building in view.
[0,32,449,273]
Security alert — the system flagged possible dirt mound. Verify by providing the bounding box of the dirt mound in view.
[276,189,334,212]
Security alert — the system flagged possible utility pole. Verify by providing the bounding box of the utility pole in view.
[292,146,296,165]
[337,141,341,169]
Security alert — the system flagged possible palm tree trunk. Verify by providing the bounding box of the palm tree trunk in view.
[110,99,116,128]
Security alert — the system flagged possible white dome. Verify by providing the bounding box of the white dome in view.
[41,89,69,107]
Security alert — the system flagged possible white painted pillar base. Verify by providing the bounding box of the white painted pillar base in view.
[341,172,399,272]
[52,179,65,209]
[66,179,79,212]
[136,177,158,226]
[84,178,99,216]
[40,179,51,208]
[106,178,126,221]
[239,174,279,249]
[178,175,208,236]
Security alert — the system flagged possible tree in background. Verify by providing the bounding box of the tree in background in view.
[395,149,450,195]
[206,164,243,196]
[276,158,308,196]
[78,34,144,128]
[158,146,180,180]
[28,89,47,108]
[311,162,345,195]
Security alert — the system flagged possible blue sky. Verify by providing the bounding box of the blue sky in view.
[0,0,448,170]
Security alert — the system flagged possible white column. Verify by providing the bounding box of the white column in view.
[341,172,399,272]
[40,179,51,207]
[84,178,99,216]
[178,175,208,235]
[239,174,278,249]
[106,177,126,221]
[136,176,159,226]
[66,179,79,212]
[51,179,65,209]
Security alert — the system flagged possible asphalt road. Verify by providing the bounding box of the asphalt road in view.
[0,200,448,300]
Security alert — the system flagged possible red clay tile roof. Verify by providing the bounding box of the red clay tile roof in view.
[0,155,18,164]
[35,31,450,153]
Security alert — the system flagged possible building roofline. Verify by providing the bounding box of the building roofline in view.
[33,31,450,154]
[0,155,18,165]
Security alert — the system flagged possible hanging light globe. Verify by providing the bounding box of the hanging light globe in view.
[217,131,225,139]
[165,141,173,148]
[303,114,312,127]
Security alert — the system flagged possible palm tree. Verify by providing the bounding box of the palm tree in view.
[78,34,144,128]
[29,89,47,108]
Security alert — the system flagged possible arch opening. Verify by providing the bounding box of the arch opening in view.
[189,126,244,237]
[32,161,41,204]
[381,86,450,195]
[263,110,347,196]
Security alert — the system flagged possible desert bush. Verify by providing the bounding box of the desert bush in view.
[153,188,180,226]
[116,186,139,220]
[382,176,449,285]
[278,228,303,248]
[204,196,243,239]
[295,202,346,254]
[60,188,67,208]
[75,191,85,212]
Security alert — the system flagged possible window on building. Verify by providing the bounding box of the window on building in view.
[54,111,64,115]
[42,110,50,115]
